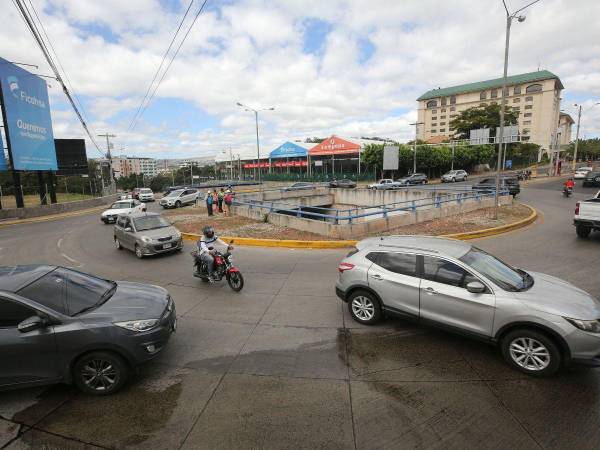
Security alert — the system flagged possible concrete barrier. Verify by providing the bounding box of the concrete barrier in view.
[0,195,119,220]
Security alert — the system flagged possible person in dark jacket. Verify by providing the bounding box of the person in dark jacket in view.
[205,190,214,216]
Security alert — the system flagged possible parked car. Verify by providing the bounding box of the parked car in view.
[159,188,198,208]
[472,177,520,197]
[118,192,132,200]
[397,173,428,185]
[574,167,593,180]
[335,235,600,377]
[582,171,600,187]
[367,179,398,190]
[163,185,186,196]
[138,188,155,202]
[114,212,183,258]
[574,191,600,238]
[284,182,315,191]
[441,170,468,183]
[0,265,176,395]
[329,179,357,188]
[101,199,146,224]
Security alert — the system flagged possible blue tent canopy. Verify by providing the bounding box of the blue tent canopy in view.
[269,141,309,159]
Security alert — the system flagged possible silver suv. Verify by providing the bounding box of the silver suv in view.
[336,236,600,376]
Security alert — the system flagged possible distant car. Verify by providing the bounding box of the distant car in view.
[472,177,520,197]
[0,265,176,395]
[101,199,146,224]
[329,179,357,188]
[114,212,183,258]
[367,179,398,190]
[118,192,132,200]
[138,188,155,202]
[582,171,600,187]
[397,173,428,185]
[284,182,315,191]
[441,170,468,183]
[159,188,198,208]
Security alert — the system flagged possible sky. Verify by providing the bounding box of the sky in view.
[0,0,599,160]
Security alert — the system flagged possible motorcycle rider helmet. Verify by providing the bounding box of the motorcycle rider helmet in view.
[202,225,215,239]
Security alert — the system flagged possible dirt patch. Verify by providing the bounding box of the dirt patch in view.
[167,203,532,240]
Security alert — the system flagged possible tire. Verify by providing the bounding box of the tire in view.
[135,245,144,259]
[227,271,244,292]
[452,177,456,183]
[73,351,130,395]
[347,290,382,325]
[463,176,467,182]
[595,177,600,184]
[114,238,122,250]
[175,201,182,208]
[501,328,561,377]
[576,225,591,238]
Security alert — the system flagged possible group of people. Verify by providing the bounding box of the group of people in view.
[204,187,234,216]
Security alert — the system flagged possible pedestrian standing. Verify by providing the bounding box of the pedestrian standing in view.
[224,189,233,216]
[206,190,214,216]
[212,190,219,213]
[217,188,225,213]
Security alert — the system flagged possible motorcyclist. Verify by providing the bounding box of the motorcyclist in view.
[197,225,230,282]
[565,177,575,191]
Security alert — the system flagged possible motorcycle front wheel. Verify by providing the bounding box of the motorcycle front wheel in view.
[227,271,244,292]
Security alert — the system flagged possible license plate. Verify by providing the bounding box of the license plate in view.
[163,243,173,249]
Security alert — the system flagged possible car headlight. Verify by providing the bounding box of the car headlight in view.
[565,317,600,333]
[173,231,181,239]
[141,236,152,243]
[114,319,159,332]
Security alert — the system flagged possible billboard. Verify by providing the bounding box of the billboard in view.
[383,145,399,171]
[0,57,57,170]
[55,139,88,175]
[469,128,490,145]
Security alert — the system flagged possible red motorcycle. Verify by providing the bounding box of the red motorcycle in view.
[191,243,244,291]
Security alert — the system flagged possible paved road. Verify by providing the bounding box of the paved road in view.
[1,181,599,449]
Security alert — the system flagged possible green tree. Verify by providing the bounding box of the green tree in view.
[450,104,520,139]
[565,138,600,161]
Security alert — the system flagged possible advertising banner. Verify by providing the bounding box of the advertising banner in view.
[0,57,57,170]
[269,141,309,159]
[383,145,399,171]
[309,136,361,156]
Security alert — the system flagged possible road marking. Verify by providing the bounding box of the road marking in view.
[57,238,63,248]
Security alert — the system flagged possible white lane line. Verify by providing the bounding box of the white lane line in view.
[57,235,83,267]
[57,238,63,249]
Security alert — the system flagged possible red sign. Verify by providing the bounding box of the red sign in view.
[243,160,308,169]
[309,135,360,156]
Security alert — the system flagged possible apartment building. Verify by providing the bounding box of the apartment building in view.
[108,156,157,178]
[416,70,570,160]
[558,113,574,146]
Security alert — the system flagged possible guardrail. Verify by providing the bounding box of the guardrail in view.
[233,188,508,224]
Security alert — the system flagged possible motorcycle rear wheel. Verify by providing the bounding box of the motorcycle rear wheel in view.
[227,271,244,292]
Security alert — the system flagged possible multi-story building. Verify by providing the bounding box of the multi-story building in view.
[416,70,571,160]
[558,113,574,146]
[105,156,157,178]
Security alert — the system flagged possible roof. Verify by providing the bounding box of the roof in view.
[559,113,575,124]
[417,70,563,101]
[269,141,311,159]
[356,236,472,259]
[425,135,450,144]
[127,211,159,218]
[0,265,55,293]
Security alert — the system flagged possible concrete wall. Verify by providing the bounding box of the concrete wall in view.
[0,195,119,220]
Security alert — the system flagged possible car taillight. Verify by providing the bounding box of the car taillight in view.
[338,262,355,273]
[575,201,580,215]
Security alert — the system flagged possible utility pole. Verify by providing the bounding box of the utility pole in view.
[98,133,116,194]
[237,103,275,190]
[572,104,582,171]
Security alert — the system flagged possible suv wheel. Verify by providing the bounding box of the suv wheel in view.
[135,245,144,259]
[114,237,122,250]
[501,329,561,376]
[348,290,382,325]
[175,200,182,208]
[73,351,129,395]
[576,225,591,238]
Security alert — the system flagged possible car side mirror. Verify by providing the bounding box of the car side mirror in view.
[124,227,133,232]
[466,281,486,294]
[18,315,46,333]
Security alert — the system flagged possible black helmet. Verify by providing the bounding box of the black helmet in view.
[202,225,215,239]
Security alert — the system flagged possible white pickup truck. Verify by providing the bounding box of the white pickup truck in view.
[367,179,400,190]
[574,190,600,238]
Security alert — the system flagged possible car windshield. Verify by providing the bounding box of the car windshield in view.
[165,190,183,197]
[110,202,131,209]
[140,189,152,193]
[459,247,533,292]
[446,171,457,175]
[134,215,170,231]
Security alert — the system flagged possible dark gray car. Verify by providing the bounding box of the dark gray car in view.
[0,265,176,395]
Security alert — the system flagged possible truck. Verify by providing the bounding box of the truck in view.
[574,190,600,238]
[367,179,400,190]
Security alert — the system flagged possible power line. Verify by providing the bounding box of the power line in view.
[130,0,209,131]
[128,0,196,131]
[11,0,105,157]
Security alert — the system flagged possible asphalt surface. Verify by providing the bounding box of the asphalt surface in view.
[1,179,599,449]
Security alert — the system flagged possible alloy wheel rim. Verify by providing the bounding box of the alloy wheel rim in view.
[81,359,117,391]
[114,239,120,249]
[136,246,142,257]
[230,273,241,288]
[351,296,375,321]
[509,337,551,371]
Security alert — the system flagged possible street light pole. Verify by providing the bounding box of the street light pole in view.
[572,104,582,170]
[97,133,116,193]
[409,122,424,174]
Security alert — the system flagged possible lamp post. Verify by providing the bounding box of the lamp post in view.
[493,0,540,220]
[409,122,424,174]
[236,103,274,188]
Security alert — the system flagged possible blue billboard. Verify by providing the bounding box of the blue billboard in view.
[0,57,57,170]
[270,141,309,159]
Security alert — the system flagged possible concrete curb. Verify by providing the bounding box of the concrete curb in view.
[0,205,107,228]
[181,204,538,249]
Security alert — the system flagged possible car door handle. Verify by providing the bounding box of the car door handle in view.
[424,287,438,295]
[370,274,384,280]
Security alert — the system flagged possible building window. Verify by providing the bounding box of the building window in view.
[480,103,487,107]
[490,101,497,105]
[525,96,533,101]
[513,106,520,110]
[426,100,437,108]
[450,106,456,111]
[440,115,446,119]
[513,97,520,103]
[526,84,542,93]
[431,123,437,126]
[524,112,532,117]
[450,114,457,118]
[491,89,498,98]
[441,108,446,112]
[523,120,531,125]
[524,105,533,110]
[431,109,437,114]
[514,86,521,95]
[480,91,487,100]
[440,128,446,132]
[441,98,447,106]
[522,136,530,141]
[450,96,456,105]
[431,129,437,133]
[432,117,437,120]
[440,122,446,125]
[523,128,530,134]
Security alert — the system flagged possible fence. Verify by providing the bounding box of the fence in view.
[0,181,102,210]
